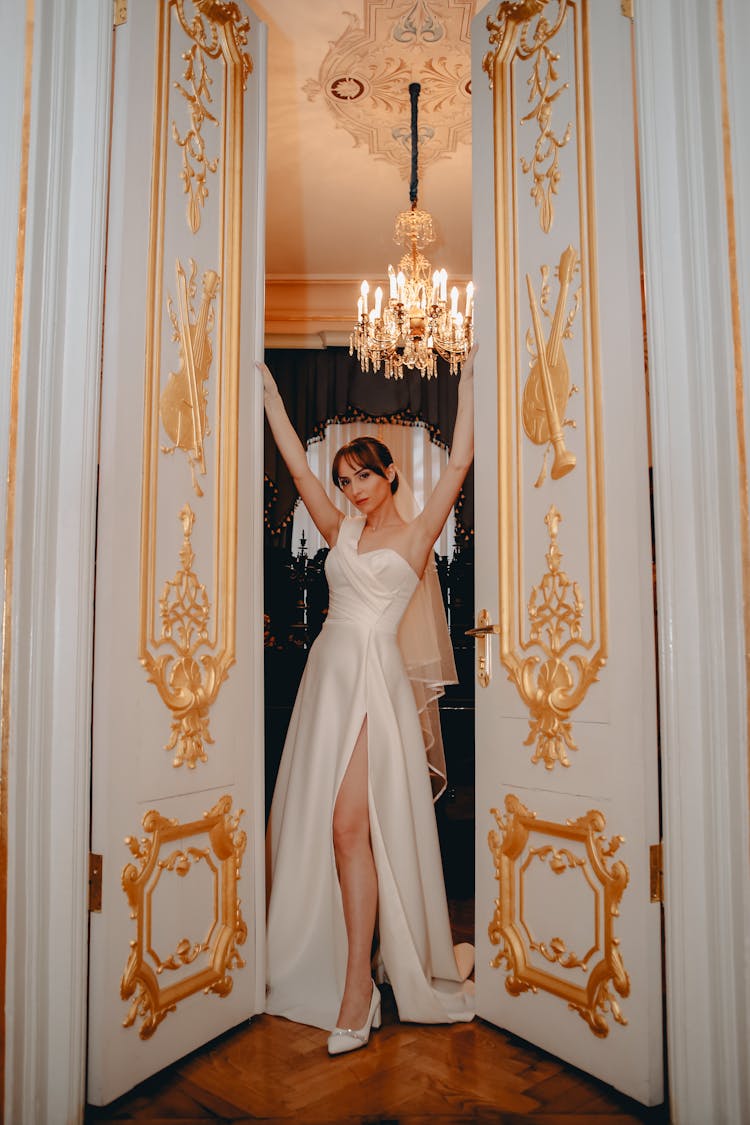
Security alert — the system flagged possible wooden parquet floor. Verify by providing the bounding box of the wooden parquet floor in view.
[86,984,669,1125]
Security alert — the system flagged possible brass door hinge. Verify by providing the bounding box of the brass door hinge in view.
[89,852,103,912]
[114,0,128,27]
[621,0,634,19]
[649,842,663,903]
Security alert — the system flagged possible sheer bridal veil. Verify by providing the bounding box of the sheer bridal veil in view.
[393,470,457,801]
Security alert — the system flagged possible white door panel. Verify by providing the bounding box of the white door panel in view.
[472,1,662,1104]
[88,1,266,1105]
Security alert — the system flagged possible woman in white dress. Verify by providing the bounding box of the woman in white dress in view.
[259,350,475,1055]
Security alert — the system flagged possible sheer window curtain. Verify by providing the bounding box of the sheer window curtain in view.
[292,422,455,558]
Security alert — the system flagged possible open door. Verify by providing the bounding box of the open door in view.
[87,1,266,1105]
[471,0,663,1105]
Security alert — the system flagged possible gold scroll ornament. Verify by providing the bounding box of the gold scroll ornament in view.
[488,793,629,1037]
[121,794,247,1039]
[483,0,572,233]
[523,245,580,486]
[161,260,220,498]
[142,505,233,768]
[172,0,253,232]
[516,505,603,768]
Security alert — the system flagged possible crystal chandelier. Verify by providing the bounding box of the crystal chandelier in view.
[350,83,474,380]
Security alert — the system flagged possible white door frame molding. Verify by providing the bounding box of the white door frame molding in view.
[1,2,113,1122]
[634,1,750,1122]
[2,1,749,1122]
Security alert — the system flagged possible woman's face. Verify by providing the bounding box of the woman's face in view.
[336,455,394,514]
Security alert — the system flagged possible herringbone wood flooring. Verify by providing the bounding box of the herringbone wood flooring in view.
[86,982,668,1124]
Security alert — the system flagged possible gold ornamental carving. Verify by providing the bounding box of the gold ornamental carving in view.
[142,1,249,765]
[171,1,253,232]
[488,794,630,1037]
[510,505,603,768]
[484,0,608,767]
[483,0,571,233]
[121,794,248,1040]
[142,505,233,769]
[523,246,580,486]
[161,260,220,497]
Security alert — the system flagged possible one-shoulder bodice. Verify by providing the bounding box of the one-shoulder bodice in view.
[325,517,419,635]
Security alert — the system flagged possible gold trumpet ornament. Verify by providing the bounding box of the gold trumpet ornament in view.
[522,245,580,487]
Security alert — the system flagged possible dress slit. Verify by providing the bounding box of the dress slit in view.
[331,713,369,835]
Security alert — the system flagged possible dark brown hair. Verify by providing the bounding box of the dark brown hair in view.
[332,437,399,495]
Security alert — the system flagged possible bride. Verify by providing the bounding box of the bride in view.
[259,348,476,1055]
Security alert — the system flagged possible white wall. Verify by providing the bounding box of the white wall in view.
[0,2,112,1122]
[635,0,750,1121]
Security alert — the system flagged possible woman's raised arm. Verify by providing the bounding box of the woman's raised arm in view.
[258,361,343,545]
[414,345,476,556]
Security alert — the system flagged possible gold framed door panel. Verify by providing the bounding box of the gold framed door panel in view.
[472,0,662,1104]
[88,1,266,1106]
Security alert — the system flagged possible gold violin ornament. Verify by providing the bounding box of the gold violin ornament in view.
[161,260,220,497]
[522,245,580,487]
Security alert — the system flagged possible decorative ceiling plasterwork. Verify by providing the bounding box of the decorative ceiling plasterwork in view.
[304,0,476,175]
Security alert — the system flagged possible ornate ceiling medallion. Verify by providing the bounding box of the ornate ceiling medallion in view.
[121,795,247,1040]
[142,505,234,768]
[488,793,630,1037]
[304,0,475,174]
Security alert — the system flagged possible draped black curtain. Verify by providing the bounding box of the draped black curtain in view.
[264,347,474,548]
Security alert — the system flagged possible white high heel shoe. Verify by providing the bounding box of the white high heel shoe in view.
[327,983,381,1056]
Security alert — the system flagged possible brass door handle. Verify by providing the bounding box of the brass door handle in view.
[466,609,501,688]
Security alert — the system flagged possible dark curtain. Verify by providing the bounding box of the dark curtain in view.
[263,347,474,548]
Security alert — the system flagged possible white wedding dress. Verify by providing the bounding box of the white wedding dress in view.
[265,516,474,1031]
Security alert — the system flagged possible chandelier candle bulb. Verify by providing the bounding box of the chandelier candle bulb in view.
[374,287,383,318]
[440,269,447,302]
[465,281,474,317]
[361,280,369,312]
[450,287,459,317]
[389,266,397,299]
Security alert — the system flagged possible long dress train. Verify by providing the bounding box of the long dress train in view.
[265,516,474,1031]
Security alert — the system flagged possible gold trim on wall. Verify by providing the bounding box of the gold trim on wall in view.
[140,1,253,765]
[482,0,607,765]
[488,793,630,1037]
[121,794,248,1039]
[1,0,35,1105]
[716,0,750,825]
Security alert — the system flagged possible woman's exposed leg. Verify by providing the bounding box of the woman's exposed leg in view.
[332,718,378,1030]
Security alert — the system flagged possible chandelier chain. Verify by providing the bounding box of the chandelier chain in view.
[409,82,420,207]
